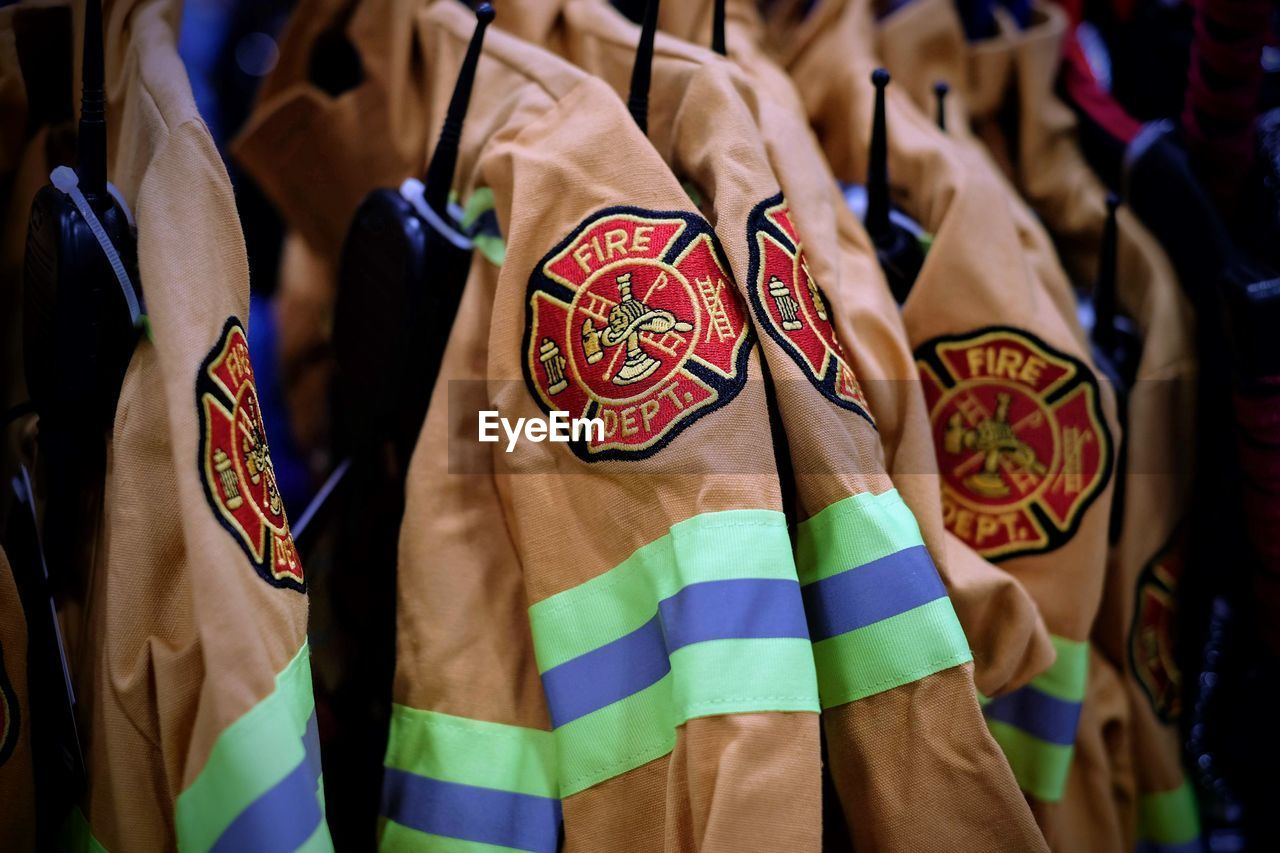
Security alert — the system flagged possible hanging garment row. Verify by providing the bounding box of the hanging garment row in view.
[2,0,1277,850]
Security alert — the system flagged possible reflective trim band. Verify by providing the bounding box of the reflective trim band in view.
[380,819,523,853]
[526,510,818,794]
[384,707,557,799]
[801,545,946,641]
[810,598,971,707]
[986,719,1074,803]
[540,578,809,727]
[554,674,673,796]
[541,615,669,728]
[1138,782,1201,848]
[529,510,799,669]
[1033,635,1090,702]
[211,711,324,852]
[460,187,495,231]
[796,491,970,707]
[1135,841,1202,853]
[176,643,331,852]
[381,708,560,851]
[382,770,561,853]
[61,808,109,853]
[984,686,1082,746]
[461,187,505,266]
[795,489,924,586]
[660,578,809,650]
[984,635,1088,801]
[553,637,817,796]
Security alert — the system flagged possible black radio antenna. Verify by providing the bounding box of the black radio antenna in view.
[627,0,660,134]
[933,81,949,132]
[1093,194,1121,349]
[712,0,727,55]
[866,68,892,243]
[423,2,495,220]
[78,0,107,206]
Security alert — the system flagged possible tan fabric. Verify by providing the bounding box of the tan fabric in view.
[0,546,35,853]
[877,3,1198,847]
[0,0,318,847]
[502,3,1044,848]
[651,0,1054,705]
[826,663,1039,851]
[273,233,335,472]
[239,0,829,847]
[234,0,433,262]
[435,6,821,849]
[1088,209,1196,831]
[763,4,1123,846]
[766,0,1116,665]
[1037,646,1134,853]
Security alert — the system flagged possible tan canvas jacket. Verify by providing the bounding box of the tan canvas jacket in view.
[1,1,329,849]
[760,0,1122,834]
[494,2,1047,849]
[243,1,824,849]
[874,2,1201,849]
[0,546,35,852]
[650,0,1058,721]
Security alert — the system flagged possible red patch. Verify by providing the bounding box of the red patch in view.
[1131,526,1185,722]
[197,318,303,590]
[524,208,752,460]
[917,327,1112,559]
[747,196,870,418]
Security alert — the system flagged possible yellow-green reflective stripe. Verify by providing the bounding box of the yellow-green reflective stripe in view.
[1139,782,1201,845]
[380,818,524,853]
[61,807,110,853]
[175,643,327,851]
[553,636,818,796]
[794,489,922,585]
[297,820,335,853]
[472,235,505,267]
[669,637,817,720]
[528,509,796,670]
[982,634,1087,801]
[555,674,674,796]
[987,719,1074,802]
[1032,636,1089,702]
[460,187,495,231]
[384,707,557,799]
[461,188,504,267]
[810,597,971,707]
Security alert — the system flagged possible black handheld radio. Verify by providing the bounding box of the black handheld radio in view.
[12,0,135,837]
[24,0,141,441]
[333,2,494,470]
[22,0,142,593]
[313,8,494,845]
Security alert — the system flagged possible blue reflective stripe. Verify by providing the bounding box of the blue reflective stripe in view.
[210,712,324,853]
[984,685,1083,747]
[302,711,322,783]
[657,578,809,651]
[541,616,670,728]
[382,768,562,853]
[800,545,946,641]
[541,577,814,728]
[1136,840,1203,853]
